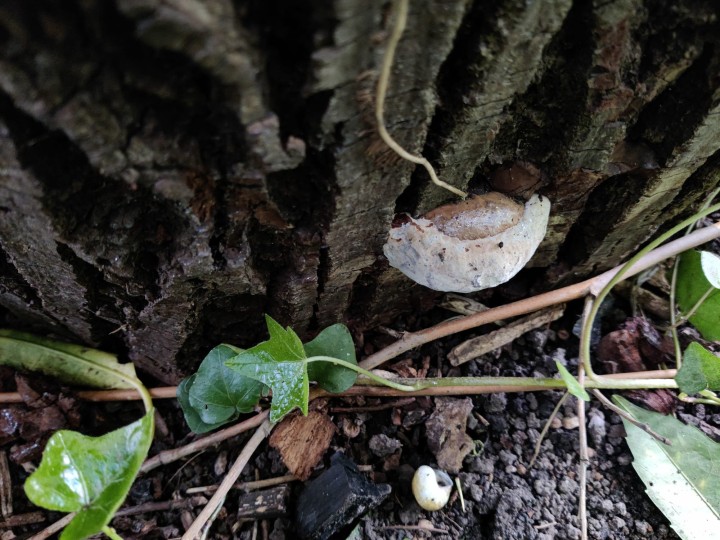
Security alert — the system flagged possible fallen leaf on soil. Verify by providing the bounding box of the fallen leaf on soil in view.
[269,410,335,480]
[597,317,673,374]
[425,398,474,473]
[624,389,676,414]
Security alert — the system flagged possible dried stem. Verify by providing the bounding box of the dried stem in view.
[577,364,588,540]
[140,410,269,474]
[590,390,671,446]
[182,419,273,540]
[528,392,569,470]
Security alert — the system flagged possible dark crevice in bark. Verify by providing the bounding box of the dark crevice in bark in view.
[174,292,267,374]
[628,45,717,163]
[197,110,247,270]
[245,0,332,142]
[636,0,718,85]
[557,171,648,267]
[491,0,594,174]
[560,48,719,269]
[394,0,504,214]
[54,242,126,350]
[0,246,43,310]
[0,90,169,306]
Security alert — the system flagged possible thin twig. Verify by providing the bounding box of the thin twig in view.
[115,498,200,517]
[359,222,720,370]
[0,512,45,528]
[376,524,448,533]
[182,419,273,540]
[27,512,75,540]
[185,474,297,495]
[528,392,569,469]
[140,410,269,474]
[577,362,589,540]
[329,397,415,413]
[590,390,671,445]
[375,0,466,198]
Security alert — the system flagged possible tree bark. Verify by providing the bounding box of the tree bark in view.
[0,0,718,383]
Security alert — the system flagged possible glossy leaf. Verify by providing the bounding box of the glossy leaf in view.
[305,324,357,393]
[25,412,154,540]
[226,316,308,423]
[700,251,720,289]
[0,330,136,389]
[676,251,720,340]
[613,396,720,539]
[676,342,720,395]
[177,376,228,434]
[555,361,589,401]
[186,344,265,427]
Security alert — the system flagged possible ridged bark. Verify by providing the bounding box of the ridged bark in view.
[0,0,718,383]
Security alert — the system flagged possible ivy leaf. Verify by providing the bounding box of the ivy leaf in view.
[555,361,590,401]
[0,330,137,389]
[305,324,357,393]
[177,376,228,434]
[676,342,720,395]
[25,412,154,540]
[185,344,265,427]
[613,396,720,539]
[226,315,308,423]
[676,251,720,340]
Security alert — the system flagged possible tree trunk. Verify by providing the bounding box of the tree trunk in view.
[0,0,718,383]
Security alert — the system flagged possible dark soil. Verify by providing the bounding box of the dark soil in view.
[1,301,707,540]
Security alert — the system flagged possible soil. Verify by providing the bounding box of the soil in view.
[1,301,707,540]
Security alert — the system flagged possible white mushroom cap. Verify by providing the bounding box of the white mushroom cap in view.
[383,193,551,293]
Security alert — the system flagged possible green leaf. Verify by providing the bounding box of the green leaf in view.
[186,344,265,427]
[613,396,720,539]
[0,330,137,389]
[25,412,154,540]
[177,376,228,434]
[555,361,589,401]
[226,315,309,423]
[676,251,720,340]
[676,342,720,395]
[305,324,357,393]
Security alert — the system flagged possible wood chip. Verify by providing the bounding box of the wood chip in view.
[236,486,290,519]
[448,305,564,366]
[0,452,10,518]
[269,411,335,480]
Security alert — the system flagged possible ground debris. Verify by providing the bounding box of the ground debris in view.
[295,453,390,540]
[425,398,474,473]
[269,410,335,481]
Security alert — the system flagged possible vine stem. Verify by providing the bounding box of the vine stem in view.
[102,526,124,540]
[580,202,720,381]
[360,220,720,371]
[668,186,720,367]
[375,0,467,199]
[307,357,677,393]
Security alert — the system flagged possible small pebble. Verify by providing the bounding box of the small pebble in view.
[562,416,579,430]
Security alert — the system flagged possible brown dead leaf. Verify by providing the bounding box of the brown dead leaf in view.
[425,398,474,473]
[269,411,336,480]
[597,317,673,373]
[624,389,676,414]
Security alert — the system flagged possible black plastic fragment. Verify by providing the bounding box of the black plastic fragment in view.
[295,452,391,540]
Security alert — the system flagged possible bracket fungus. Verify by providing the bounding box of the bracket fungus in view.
[383,193,551,293]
